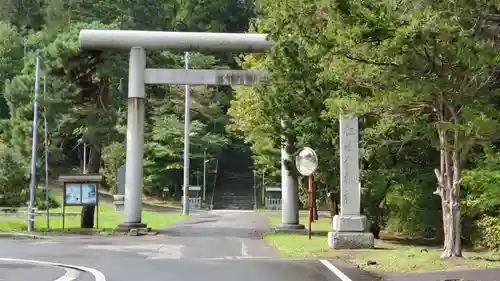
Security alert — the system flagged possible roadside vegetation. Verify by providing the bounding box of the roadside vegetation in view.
[0,188,185,233]
[265,218,500,272]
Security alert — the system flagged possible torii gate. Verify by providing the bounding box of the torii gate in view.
[79,30,373,249]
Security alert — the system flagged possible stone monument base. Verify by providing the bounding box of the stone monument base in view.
[112,195,125,212]
[115,222,148,232]
[271,223,307,234]
[333,214,368,231]
[113,203,124,212]
[328,214,374,249]
[327,231,374,249]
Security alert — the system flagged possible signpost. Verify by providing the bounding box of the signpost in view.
[183,186,202,209]
[113,164,126,211]
[116,164,126,195]
[59,175,102,231]
[295,147,319,240]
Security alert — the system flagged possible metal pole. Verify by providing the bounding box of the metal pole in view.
[43,75,50,231]
[253,170,257,210]
[182,52,191,215]
[308,175,313,240]
[28,55,41,232]
[83,143,87,174]
[203,150,207,201]
[262,169,265,206]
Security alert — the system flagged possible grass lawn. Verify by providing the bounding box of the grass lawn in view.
[256,208,281,212]
[268,216,332,232]
[265,217,500,273]
[0,188,187,234]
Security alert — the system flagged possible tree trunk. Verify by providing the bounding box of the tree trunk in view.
[435,122,462,258]
[312,182,318,221]
[327,192,339,218]
[298,176,304,208]
[333,198,338,216]
[371,180,391,239]
[451,129,462,257]
[80,144,101,228]
[80,77,109,229]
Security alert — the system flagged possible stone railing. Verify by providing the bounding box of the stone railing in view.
[264,198,282,210]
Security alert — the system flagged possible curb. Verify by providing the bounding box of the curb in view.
[0,232,52,240]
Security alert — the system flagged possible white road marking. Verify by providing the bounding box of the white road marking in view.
[0,258,106,281]
[319,260,352,281]
[241,240,250,257]
[189,256,273,261]
[32,241,56,245]
[196,257,226,261]
[234,256,271,260]
[86,243,184,260]
[54,268,80,281]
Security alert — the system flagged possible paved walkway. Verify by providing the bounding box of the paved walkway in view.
[156,210,279,259]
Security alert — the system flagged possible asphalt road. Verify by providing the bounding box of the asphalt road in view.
[0,257,96,281]
[0,210,379,281]
[0,259,67,281]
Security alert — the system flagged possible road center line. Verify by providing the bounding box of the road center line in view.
[319,259,353,281]
[54,267,80,281]
[0,258,106,281]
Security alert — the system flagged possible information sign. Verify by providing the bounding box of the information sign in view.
[82,183,97,204]
[64,182,99,206]
[65,183,82,205]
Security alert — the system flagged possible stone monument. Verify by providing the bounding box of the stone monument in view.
[327,115,374,249]
[113,164,126,211]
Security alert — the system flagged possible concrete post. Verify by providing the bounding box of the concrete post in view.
[328,115,373,248]
[116,47,147,231]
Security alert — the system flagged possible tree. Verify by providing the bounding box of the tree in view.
[0,0,44,31]
[0,141,29,207]
[227,53,280,178]
[320,0,500,257]
[2,20,123,227]
[0,21,24,120]
[246,0,500,252]
[0,0,258,229]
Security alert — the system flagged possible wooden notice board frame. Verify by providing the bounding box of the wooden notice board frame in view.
[58,174,102,231]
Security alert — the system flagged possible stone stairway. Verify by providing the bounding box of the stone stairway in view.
[213,145,255,210]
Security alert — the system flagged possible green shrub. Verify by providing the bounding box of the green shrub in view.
[0,145,29,207]
[101,142,125,194]
[474,216,500,251]
[35,189,60,210]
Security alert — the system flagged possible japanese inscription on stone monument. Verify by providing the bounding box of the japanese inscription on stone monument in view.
[339,115,360,215]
